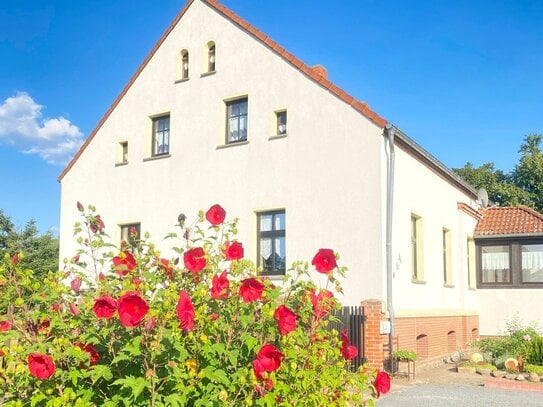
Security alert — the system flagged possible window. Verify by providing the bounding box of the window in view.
[207,42,216,72]
[467,238,476,289]
[226,98,248,143]
[481,245,510,283]
[117,141,128,164]
[181,50,189,79]
[257,210,286,275]
[475,239,543,287]
[443,228,452,286]
[152,115,170,156]
[521,244,543,283]
[120,223,141,248]
[411,214,424,282]
[275,110,287,136]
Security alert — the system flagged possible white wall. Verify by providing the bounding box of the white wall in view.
[388,142,479,316]
[59,0,384,305]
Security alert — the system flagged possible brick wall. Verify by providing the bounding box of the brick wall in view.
[361,299,479,370]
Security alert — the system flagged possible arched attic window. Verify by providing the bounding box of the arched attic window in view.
[207,41,216,72]
[181,50,189,79]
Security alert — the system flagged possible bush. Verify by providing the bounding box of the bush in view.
[392,350,417,361]
[0,204,389,406]
[524,363,543,375]
[525,336,543,366]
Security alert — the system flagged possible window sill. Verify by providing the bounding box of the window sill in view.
[411,278,427,285]
[115,162,128,167]
[216,140,249,150]
[269,134,288,140]
[443,284,455,288]
[143,154,171,162]
[259,273,285,281]
[201,71,216,78]
[174,78,189,84]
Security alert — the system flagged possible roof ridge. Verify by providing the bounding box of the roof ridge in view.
[58,0,387,181]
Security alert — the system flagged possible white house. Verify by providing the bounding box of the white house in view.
[59,0,496,366]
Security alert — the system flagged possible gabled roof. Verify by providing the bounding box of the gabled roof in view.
[58,0,387,181]
[475,206,543,237]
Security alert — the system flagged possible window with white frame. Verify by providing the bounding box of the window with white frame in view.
[207,42,216,72]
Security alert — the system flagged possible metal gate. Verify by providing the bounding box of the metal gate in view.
[329,306,366,370]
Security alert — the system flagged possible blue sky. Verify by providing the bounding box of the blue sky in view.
[1,0,543,233]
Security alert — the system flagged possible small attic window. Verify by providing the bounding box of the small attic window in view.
[181,50,189,79]
[207,42,216,72]
[116,141,128,165]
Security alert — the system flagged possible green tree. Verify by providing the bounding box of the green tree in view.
[0,209,59,280]
[512,134,543,211]
[453,162,531,207]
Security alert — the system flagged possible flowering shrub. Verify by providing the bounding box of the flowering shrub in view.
[0,204,390,406]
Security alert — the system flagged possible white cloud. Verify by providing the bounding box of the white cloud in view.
[0,92,84,165]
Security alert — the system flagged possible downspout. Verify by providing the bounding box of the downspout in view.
[385,124,396,371]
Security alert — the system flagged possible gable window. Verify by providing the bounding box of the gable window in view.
[443,228,452,286]
[208,42,216,72]
[181,50,189,79]
[116,141,128,165]
[276,110,287,136]
[226,98,248,143]
[152,115,170,156]
[257,210,286,275]
[411,214,424,282]
[120,223,141,248]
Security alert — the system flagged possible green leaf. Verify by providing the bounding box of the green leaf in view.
[112,376,150,400]
[164,394,186,407]
[89,364,113,382]
[200,367,230,385]
[31,392,46,407]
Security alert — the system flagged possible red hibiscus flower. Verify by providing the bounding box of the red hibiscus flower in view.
[75,342,100,366]
[145,316,157,331]
[274,305,297,335]
[117,292,149,327]
[205,204,226,226]
[223,241,244,260]
[309,289,334,320]
[239,278,265,303]
[27,353,56,380]
[176,290,195,331]
[210,271,229,299]
[69,303,79,316]
[112,251,136,277]
[10,254,20,265]
[183,247,206,273]
[340,330,358,360]
[158,258,174,279]
[93,295,117,319]
[252,344,284,380]
[76,201,84,212]
[0,320,11,331]
[71,277,82,293]
[374,370,391,397]
[311,248,337,273]
[90,215,105,234]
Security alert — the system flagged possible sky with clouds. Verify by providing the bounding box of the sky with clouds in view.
[1,0,543,234]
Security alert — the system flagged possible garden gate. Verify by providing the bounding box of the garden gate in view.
[329,306,366,370]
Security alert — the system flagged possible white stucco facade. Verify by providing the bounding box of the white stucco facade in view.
[60,0,493,339]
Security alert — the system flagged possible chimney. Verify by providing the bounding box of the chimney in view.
[311,64,328,80]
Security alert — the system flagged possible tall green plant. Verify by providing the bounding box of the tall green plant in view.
[0,204,389,406]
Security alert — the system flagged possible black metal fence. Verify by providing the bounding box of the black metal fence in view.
[329,306,366,370]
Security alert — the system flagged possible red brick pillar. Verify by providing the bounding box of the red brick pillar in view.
[361,299,386,370]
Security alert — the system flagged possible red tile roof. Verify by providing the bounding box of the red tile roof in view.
[58,0,387,181]
[475,206,543,236]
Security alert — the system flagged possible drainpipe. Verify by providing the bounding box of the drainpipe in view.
[385,124,396,371]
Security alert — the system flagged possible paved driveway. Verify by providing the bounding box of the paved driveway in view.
[376,383,543,406]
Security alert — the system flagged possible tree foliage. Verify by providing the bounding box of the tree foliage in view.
[0,209,59,280]
[453,134,543,212]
